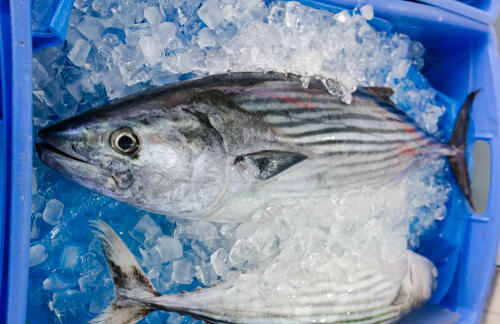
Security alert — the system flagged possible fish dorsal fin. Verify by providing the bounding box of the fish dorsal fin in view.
[234,150,307,180]
[362,86,396,105]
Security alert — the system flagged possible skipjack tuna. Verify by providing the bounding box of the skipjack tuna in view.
[36,72,477,222]
[90,220,438,324]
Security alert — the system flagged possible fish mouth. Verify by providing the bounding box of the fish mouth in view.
[35,140,129,196]
[35,143,89,165]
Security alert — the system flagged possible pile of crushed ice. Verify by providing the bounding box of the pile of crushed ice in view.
[30,1,452,323]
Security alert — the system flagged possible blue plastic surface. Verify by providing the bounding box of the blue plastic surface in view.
[32,0,75,51]
[0,0,33,324]
[415,0,500,25]
[19,1,500,324]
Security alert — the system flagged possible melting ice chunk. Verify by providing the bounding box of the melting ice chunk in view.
[50,289,84,319]
[67,39,91,67]
[32,169,38,194]
[88,279,114,314]
[197,0,224,29]
[210,248,229,278]
[43,199,64,225]
[156,22,177,48]
[156,236,183,262]
[360,5,374,20]
[102,67,126,99]
[392,59,411,79]
[76,16,103,40]
[30,243,48,267]
[172,260,195,284]
[197,28,215,48]
[196,263,217,286]
[144,6,164,29]
[129,214,162,245]
[139,36,163,66]
[31,212,43,240]
[43,273,75,291]
[60,245,83,272]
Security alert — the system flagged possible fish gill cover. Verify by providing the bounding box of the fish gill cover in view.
[30,0,455,323]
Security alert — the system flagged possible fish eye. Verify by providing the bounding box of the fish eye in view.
[110,128,139,155]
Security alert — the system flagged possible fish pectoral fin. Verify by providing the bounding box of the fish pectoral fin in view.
[234,150,307,180]
[391,286,408,306]
[362,86,396,105]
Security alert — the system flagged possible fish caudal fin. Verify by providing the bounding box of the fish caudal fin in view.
[447,90,479,211]
[90,220,161,324]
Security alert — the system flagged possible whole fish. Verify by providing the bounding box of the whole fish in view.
[90,220,437,324]
[36,72,477,222]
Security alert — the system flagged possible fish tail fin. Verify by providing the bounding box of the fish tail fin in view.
[447,90,479,211]
[89,220,161,324]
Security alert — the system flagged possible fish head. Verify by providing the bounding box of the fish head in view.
[36,100,229,218]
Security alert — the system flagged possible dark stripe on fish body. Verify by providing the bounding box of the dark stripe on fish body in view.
[269,113,394,127]
[296,139,411,147]
[249,107,342,116]
[286,127,411,138]
[328,145,423,171]
[279,146,423,190]
[321,146,409,157]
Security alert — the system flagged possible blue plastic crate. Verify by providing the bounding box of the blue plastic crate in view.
[0,1,33,324]
[32,0,75,51]
[414,0,500,25]
[18,1,500,324]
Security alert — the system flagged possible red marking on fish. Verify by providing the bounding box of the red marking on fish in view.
[392,120,429,145]
[278,96,314,109]
[398,146,418,157]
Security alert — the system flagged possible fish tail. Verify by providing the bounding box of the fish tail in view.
[447,90,479,211]
[89,220,161,324]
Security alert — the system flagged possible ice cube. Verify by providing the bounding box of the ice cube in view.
[78,274,92,293]
[156,22,177,48]
[125,23,152,45]
[30,243,48,267]
[45,223,72,248]
[392,59,411,79]
[43,273,75,291]
[43,199,64,225]
[144,6,164,29]
[67,39,91,67]
[28,278,50,307]
[31,212,43,240]
[229,239,259,268]
[172,260,195,284]
[51,289,82,310]
[210,248,229,278]
[76,16,103,40]
[51,289,84,321]
[156,236,183,262]
[139,36,163,66]
[195,263,217,286]
[88,279,114,314]
[34,79,62,108]
[197,28,215,48]
[102,67,126,99]
[73,0,89,12]
[32,169,38,194]
[129,214,162,246]
[197,0,224,29]
[60,245,83,272]
[32,57,49,89]
[91,0,119,17]
[66,81,82,102]
[360,5,374,20]
[140,247,160,271]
